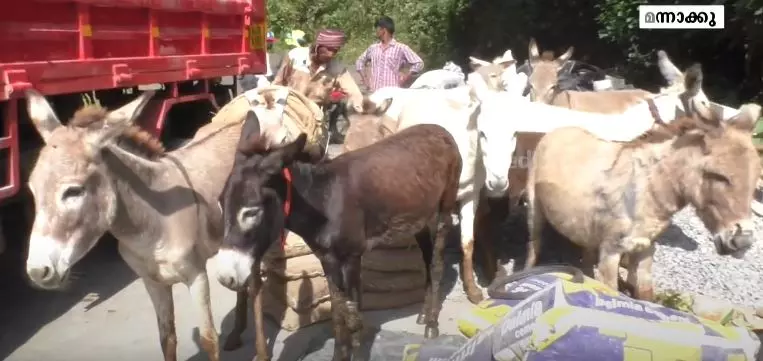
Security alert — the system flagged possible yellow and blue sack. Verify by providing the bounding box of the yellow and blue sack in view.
[407,265,760,361]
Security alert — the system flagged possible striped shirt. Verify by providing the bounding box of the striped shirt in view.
[355,39,424,92]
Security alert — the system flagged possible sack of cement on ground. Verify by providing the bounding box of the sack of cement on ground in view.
[446,274,760,361]
[296,327,466,361]
[457,265,603,337]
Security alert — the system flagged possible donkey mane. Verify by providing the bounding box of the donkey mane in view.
[70,105,166,159]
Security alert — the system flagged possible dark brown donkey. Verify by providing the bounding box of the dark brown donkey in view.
[214,120,462,361]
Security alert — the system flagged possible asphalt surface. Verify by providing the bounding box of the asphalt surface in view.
[0,236,476,361]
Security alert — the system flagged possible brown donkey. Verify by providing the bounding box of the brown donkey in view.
[525,97,762,301]
[214,121,462,361]
[526,38,654,110]
[23,90,251,361]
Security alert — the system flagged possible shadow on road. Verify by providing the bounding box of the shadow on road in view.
[187,228,463,361]
[0,232,137,360]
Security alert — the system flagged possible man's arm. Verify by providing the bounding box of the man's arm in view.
[336,70,364,112]
[355,47,372,87]
[401,44,424,74]
[398,44,424,87]
[271,56,293,86]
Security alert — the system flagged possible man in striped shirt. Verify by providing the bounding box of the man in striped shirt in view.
[355,16,425,92]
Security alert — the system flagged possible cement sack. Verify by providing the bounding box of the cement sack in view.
[263,285,425,331]
[263,231,313,260]
[264,231,421,260]
[421,266,760,361]
[263,248,426,279]
[265,269,426,311]
[362,247,426,272]
[262,254,324,280]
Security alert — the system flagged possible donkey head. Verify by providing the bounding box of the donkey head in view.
[526,38,574,103]
[215,111,312,291]
[24,90,155,290]
[675,102,761,258]
[468,50,519,92]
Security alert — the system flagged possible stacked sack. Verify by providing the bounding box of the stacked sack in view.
[261,231,428,331]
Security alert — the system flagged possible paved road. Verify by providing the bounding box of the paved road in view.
[0,239,477,361]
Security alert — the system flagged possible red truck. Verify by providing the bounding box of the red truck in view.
[0,0,268,255]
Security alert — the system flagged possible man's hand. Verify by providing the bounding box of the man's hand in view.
[399,73,411,87]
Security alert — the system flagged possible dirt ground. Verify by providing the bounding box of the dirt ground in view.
[0,236,479,361]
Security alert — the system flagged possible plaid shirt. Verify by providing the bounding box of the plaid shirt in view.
[355,39,424,92]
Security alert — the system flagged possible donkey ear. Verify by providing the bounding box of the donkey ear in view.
[374,98,394,116]
[107,90,154,125]
[469,56,490,70]
[727,104,761,133]
[84,116,130,157]
[258,133,308,175]
[25,89,62,142]
[528,38,540,60]
[556,46,574,63]
[239,111,262,149]
[657,50,684,86]
[682,63,703,97]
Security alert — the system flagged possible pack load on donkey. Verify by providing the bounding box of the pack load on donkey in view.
[260,232,429,331]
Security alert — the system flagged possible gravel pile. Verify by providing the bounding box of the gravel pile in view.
[653,206,763,307]
[437,206,763,307]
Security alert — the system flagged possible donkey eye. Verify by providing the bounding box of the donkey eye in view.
[62,185,85,200]
[237,206,263,231]
[705,171,731,185]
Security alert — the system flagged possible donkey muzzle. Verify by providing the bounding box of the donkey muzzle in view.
[215,248,254,291]
[713,221,755,259]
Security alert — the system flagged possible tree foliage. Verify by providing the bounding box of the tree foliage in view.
[266,0,763,104]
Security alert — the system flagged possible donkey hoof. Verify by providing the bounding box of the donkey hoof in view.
[222,336,243,351]
[424,326,439,339]
[467,291,485,304]
[416,313,427,325]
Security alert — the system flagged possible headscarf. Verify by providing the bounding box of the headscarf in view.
[315,29,346,48]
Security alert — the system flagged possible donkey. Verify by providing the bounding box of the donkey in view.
[23,90,251,361]
[214,121,462,361]
[525,98,762,301]
[525,38,656,111]
[343,86,490,303]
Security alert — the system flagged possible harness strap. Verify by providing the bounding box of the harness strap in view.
[646,95,665,124]
[281,168,293,250]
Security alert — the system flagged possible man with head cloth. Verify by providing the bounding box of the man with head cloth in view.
[272,29,363,111]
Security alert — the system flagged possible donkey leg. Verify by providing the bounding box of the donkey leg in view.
[625,244,656,302]
[186,270,220,361]
[143,280,178,361]
[251,275,270,361]
[597,246,622,292]
[222,290,248,351]
[320,256,352,361]
[342,256,366,360]
[425,214,451,339]
[459,198,484,304]
[581,248,597,278]
[414,227,434,325]
[524,191,544,270]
